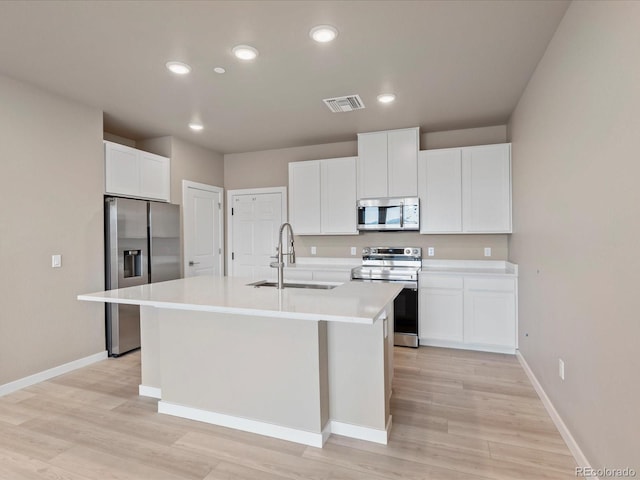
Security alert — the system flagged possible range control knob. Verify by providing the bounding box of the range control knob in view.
[412,248,419,255]
[404,248,411,255]
[362,248,370,255]
[371,248,378,254]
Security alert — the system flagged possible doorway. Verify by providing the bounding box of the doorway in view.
[182,180,224,277]
[226,187,287,280]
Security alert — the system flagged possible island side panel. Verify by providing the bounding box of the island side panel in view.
[156,309,328,434]
[140,306,161,395]
[327,304,391,433]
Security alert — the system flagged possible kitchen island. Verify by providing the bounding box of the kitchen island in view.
[78,276,401,447]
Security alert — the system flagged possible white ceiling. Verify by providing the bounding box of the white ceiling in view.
[0,0,570,154]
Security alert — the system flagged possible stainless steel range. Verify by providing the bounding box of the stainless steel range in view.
[351,247,421,348]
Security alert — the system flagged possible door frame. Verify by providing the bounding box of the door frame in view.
[182,180,225,277]
[226,186,287,277]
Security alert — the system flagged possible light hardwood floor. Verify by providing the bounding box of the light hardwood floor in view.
[0,346,577,479]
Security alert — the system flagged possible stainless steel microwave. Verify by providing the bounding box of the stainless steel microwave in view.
[357,197,420,231]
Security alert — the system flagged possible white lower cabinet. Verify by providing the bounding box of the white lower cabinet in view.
[285,268,351,283]
[419,274,517,353]
[284,269,314,281]
[419,275,464,343]
[312,270,351,282]
[463,278,516,350]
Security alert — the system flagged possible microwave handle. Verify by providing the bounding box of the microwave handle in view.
[400,202,404,228]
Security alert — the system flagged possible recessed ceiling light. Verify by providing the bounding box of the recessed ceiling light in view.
[377,93,396,104]
[189,122,204,131]
[309,25,339,43]
[165,61,191,75]
[232,45,259,61]
[213,67,226,74]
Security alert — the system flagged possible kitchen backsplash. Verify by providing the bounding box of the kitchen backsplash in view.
[295,233,508,260]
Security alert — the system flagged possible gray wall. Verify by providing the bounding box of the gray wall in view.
[508,1,639,470]
[225,126,510,260]
[0,74,105,385]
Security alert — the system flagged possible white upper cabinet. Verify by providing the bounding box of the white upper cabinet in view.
[289,160,321,235]
[418,148,463,233]
[105,142,139,196]
[357,132,388,198]
[357,127,419,198]
[419,143,511,234]
[289,156,358,235]
[462,144,511,233]
[321,157,358,234]
[105,141,171,202]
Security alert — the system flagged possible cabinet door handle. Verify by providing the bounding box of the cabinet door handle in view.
[188,261,200,266]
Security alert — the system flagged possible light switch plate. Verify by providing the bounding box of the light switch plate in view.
[484,247,492,257]
[52,254,62,268]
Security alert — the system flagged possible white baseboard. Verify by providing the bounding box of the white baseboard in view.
[0,350,108,397]
[138,385,162,399]
[329,415,392,445]
[516,351,594,473]
[158,401,327,448]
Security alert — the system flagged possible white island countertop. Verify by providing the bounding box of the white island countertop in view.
[78,276,402,325]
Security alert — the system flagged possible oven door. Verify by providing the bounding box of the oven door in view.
[393,286,419,348]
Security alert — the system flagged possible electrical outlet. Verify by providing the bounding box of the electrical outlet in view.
[311,246,317,255]
[51,254,62,268]
[484,247,492,257]
[350,247,357,256]
[427,247,435,257]
[559,358,565,380]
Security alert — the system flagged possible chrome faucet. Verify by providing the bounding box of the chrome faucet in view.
[270,222,296,289]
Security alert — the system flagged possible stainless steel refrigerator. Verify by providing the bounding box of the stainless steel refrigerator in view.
[105,196,181,356]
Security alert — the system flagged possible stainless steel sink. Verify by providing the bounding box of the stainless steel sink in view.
[248,280,337,290]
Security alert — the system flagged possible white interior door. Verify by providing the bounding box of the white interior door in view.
[183,181,224,277]
[228,189,285,281]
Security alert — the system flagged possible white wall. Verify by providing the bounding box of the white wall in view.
[0,74,105,385]
[508,1,640,470]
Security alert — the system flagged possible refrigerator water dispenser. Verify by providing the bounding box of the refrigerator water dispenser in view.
[123,250,142,278]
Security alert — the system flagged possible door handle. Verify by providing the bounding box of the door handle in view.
[188,261,200,266]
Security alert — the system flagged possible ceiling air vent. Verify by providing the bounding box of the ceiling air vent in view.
[323,94,365,113]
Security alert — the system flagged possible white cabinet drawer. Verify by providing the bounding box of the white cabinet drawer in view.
[284,269,313,281]
[313,270,351,282]
[465,277,515,293]
[420,275,464,289]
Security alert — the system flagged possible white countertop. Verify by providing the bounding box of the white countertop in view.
[78,276,402,325]
[421,260,518,276]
